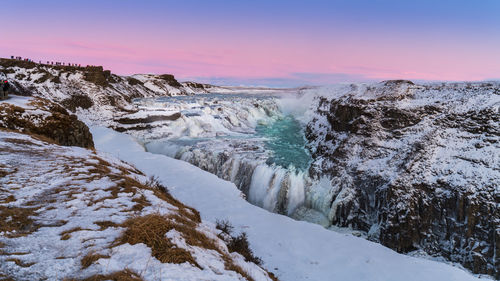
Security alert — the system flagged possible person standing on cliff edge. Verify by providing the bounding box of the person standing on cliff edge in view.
[0,80,10,100]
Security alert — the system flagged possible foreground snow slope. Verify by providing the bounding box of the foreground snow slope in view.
[0,130,274,281]
[0,95,275,280]
[91,126,485,281]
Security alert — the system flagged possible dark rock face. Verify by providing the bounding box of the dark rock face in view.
[83,66,116,87]
[0,98,94,149]
[305,81,499,277]
[183,81,213,90]
[159,74,182,87]
[115,112,181,125]
[5,80,33,97]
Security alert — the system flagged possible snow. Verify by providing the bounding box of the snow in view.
[1,95,33,107]
[91,125,486,281]
[0,130,272,281]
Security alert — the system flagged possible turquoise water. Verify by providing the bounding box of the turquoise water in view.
[256,115,312,171]
[142,93,312,172]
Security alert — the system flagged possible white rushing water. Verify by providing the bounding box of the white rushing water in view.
[136,91,331,225]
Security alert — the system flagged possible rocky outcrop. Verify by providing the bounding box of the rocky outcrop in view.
[83,66,117,87]
[304,81,499,277]
[158,74,182,87]
[0,58,225,116]
[0,97,94,149]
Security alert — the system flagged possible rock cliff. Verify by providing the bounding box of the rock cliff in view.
[0,97,94,148]
[304,81,499,277]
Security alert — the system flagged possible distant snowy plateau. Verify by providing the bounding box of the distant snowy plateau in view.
[0,59,498,280]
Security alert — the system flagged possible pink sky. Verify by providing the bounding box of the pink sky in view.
[1,1,499,86]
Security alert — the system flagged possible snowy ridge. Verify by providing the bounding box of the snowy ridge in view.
[0,58,288,128]
[0,58,236,122]
[0,129,274,281]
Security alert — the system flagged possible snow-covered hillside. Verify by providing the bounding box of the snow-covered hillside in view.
[301,80,500,277]
[0,97,276,281]
[0,58,285,126]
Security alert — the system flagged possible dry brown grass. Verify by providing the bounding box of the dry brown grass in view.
[94,220,120,231]
[0,135,272,280]
[0,206,39,237]
[2,138,38,146]
[131,194,150,212]
[115,214,200,267]
[0,274,16,281]
[81,252,110,269]
[5,258,35,267]
[2,251,30,256]
[0,195,16,204]
[227,232,262,266]
[75,269,144,281]
[85,158,201,224]
[82,157,260,280]
[224,259,254,281]
[115,213,259,281]
[60,227,88,240]
[216,220,263,265]
[0,241,5,255]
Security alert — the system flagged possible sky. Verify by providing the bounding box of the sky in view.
[1,0,499,87]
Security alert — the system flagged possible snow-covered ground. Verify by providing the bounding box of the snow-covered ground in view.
[91,126,487,281]
[0,128,274,281]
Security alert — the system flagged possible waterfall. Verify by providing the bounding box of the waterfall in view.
[139,92,333,226]
[146,141,311,216]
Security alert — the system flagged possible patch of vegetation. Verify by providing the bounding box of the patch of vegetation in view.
[94,221,120,231]
[0,68,15,74]
[228,232,262,265]
[5,258,35,268]
[33,70,54,84]
[51,75,61,83]
[61,94,94,112]
[0,205,40,238]
[15,73,26,80]
[216,220,262,265]
[59,227,87,240]
[77,269,144,281]
[81,252,110,269]
[126,77,143,86]
[7,81,32,96]
[115,213,201,267]
[0,195,16,203]
[216,219,234,236]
